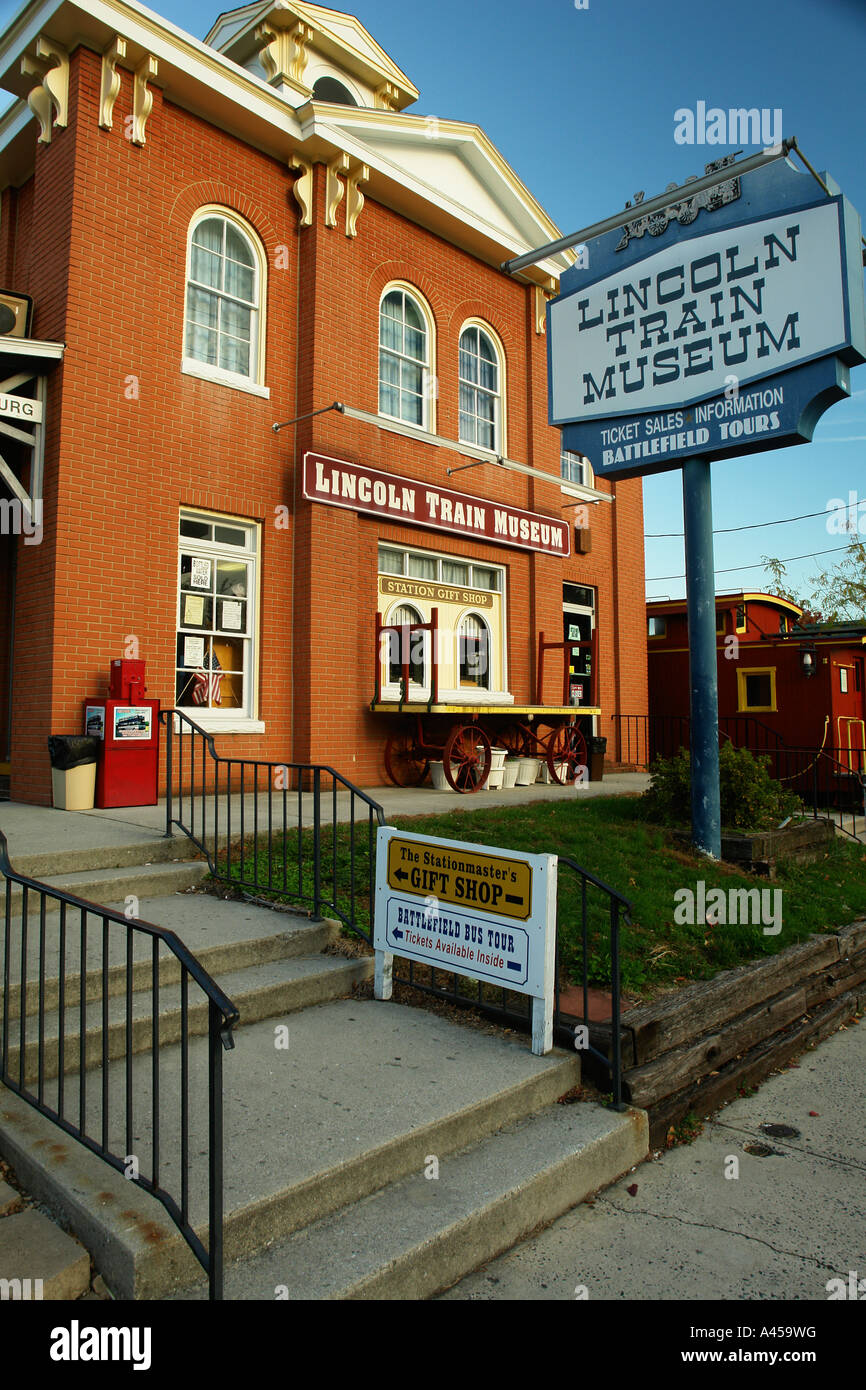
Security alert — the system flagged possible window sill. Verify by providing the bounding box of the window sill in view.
[379,688,514,706]
[181,359,270,399]
[176,715,266,734]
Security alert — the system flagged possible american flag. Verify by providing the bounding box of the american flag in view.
[191,649,223,706]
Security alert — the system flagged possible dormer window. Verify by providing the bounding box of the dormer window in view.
[312,76,358,106]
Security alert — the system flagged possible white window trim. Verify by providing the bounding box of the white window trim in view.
[177,509,262,728]
[181,358,270,397]
[184,206,268,392]
[378,282,436,435]
[561,449,594,490]
[458,319,506,458]
[377,544,513,704]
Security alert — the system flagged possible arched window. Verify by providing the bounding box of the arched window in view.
[184,211,266,387]
[312,76,358,106]
[459,324,502,452]
[458,612,490,689]
[386,603,427,688]
[379,287,432,429]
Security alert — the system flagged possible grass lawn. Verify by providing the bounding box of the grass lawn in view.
[215,794,866,999]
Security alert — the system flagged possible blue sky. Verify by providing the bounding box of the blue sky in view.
[2,0,864,602]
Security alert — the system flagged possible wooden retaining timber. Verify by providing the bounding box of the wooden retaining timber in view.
[593,920,866,1149]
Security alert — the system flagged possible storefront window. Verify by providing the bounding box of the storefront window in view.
[377,544,508,703]
[176,512,257,717]
[386,604,426,687]
[458,613,490,688]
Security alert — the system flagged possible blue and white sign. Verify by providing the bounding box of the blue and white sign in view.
[549,155,866,478]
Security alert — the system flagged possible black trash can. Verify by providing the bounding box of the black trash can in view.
[48,735,100,810]
[588,735,607,782]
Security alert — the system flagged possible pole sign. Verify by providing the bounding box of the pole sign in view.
[549,155,866,478]
[373,826,558,1054]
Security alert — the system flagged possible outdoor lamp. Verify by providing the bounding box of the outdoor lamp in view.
[801,646,817,677]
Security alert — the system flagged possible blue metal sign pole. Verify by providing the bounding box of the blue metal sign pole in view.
[682,457,721,858]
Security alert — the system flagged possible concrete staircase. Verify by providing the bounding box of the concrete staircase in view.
[0,832,647,1300]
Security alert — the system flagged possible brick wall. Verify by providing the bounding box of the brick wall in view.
[4,43,647,802]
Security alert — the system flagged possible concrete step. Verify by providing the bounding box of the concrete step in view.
[172,1102,647,1300]
[4,860,211,914]
[0,998,588,1298]
[5,953,373,1083]
[5,833,203,883]
[0,1206,91,1300]
[2,893,339,1022]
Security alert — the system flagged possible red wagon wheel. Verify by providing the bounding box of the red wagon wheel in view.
[444,724,491,793]
[384,729,430,787]
[547,722,589,785]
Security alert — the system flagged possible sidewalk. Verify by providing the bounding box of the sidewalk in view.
[441,1014,866,1301]
[0,772,650,866]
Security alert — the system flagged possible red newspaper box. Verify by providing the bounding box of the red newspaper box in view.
[84,662,159,807]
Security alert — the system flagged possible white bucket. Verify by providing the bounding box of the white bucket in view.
[489,747,508,771]
[516,756,541,786]
[502,759,520,788]
[541,760,570,784]
[485,766,505,790]
[430,761,450,791]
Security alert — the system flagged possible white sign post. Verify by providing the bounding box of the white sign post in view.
[373,826,558,1054]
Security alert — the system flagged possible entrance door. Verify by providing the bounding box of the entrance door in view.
[563,583,595,707]
[834,655,865,770]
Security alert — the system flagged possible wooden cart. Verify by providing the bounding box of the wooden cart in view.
[372,611,600,793]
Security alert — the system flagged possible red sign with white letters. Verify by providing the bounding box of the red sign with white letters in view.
[302,452,570,557]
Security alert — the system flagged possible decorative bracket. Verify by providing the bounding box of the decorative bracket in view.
[375,82,399,111]
[534,277,556,335]
[289,154,313,227]
[131,55,158,145]
[256,19,314,88]
[345,163,369,238]
[21,36,69,144]
[325,152,349,228]
[99,36,127,131]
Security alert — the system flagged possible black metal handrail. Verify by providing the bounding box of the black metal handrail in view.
[612,714,865,840]
[755,743,866,840]
[611,712,789,767]
[0,828,239,1300]
[160,710,387,941]
[391,855,632,1106]
[162,712,632,1096]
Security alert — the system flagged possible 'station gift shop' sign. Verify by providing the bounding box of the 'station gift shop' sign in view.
[549,158,866,477]
[303,452,570,557]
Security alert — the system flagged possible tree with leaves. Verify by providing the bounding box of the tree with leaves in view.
[762,533,866,624]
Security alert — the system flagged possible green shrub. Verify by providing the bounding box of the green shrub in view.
[642,741,802,831]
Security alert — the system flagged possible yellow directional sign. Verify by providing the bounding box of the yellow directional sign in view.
[386,835,532,921]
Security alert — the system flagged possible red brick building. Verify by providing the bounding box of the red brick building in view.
[0,0,647,805]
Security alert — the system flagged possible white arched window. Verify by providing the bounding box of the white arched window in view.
[458,611,490,690]
[386,603,427,689]
[184,210,266,390]
[379,286,433,429]
[459,324,502,452]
